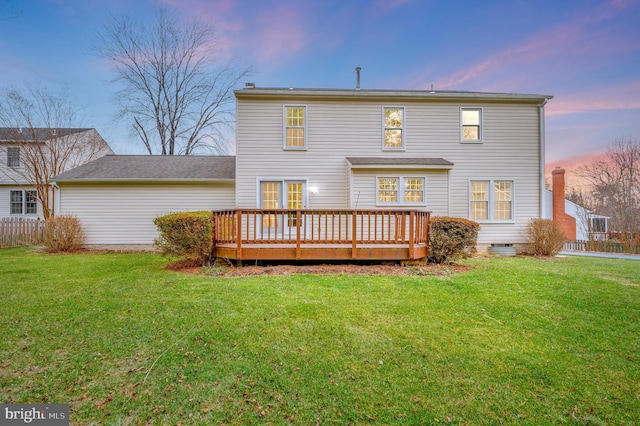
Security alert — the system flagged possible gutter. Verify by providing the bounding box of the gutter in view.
[52,178,236,185]
[52,182,60,216]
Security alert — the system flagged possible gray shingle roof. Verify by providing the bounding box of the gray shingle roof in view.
[235,87,553,104]
[0,127,91,142]
[53,155,236,182]
[347,157,454,167]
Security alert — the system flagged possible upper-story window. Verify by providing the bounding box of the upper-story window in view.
[377,176,425,206]
[461,108,482,142]
[383,107,404,150]
[284,106,306,150]
[7,147,20,167]
[470,180,513,221]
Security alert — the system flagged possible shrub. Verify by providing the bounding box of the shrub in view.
[43,215,85,253]
[428,216,480,264]
[154,211,214,266]
[526,218,565,256]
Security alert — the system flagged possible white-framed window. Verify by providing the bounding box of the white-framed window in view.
[7,147,20,167]
[10,190,37,215]
[461,108,482,142]
[258,179,308,230]
[376,176,426,206]
[470,180,513,221]
[283,106,306,149]
[383,107,405,150]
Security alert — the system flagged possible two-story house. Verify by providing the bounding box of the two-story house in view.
[0,128,113,219]
[234,87,552,252]
[52,86,552,258]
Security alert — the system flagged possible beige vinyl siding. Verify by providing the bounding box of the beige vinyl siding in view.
[236,97,542,247]
[57,182,235,246]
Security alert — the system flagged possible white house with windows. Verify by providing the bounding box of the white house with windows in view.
[234,87,551,251]
[0,128,113,219]
[53,86,552,252]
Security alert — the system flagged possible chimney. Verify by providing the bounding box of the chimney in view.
[355,67,361,90]
[552,167,576,240]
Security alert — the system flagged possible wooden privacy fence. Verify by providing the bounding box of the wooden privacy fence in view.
[0,217,44,248]
[212,209,431,261]
[564,239,640,255]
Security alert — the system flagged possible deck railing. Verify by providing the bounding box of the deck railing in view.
[212,209,430,260]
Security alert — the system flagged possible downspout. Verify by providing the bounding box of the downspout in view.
[539,98,549,218]
[52,182,60,217]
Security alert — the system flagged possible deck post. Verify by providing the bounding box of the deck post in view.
[236,210,242,260]
[352,211,357,259]
[409,211,415,259]
[296,210,301,260]
[211,211,218,258]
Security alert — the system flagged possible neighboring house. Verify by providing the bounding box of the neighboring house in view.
[53,85,553,254]
[53,155,235,247]
[544,167,610,241]
[0,128,113,219]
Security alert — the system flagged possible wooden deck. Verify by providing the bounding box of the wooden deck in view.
[212,209,430,261]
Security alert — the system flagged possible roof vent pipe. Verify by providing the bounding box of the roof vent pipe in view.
[355,67,361,90]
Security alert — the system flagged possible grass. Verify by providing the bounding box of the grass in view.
[0,248,638,425]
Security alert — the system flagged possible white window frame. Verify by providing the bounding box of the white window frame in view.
[469,179,514,222]
[283,105,307,150]
[257,178,309,237]
[376,176,426,206]
[460,107,483,143]
[382,107,405,151]
[10,189,37,215]
[256,178,310,211]
[7,147,20,167]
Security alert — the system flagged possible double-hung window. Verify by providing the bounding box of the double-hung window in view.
[10,190,37,215]
[7,147,20,167]
[377,177,425,206]
[470,180,513,221]
[383,107,404,150]
[461,108,482,142]
[284,106,306,149]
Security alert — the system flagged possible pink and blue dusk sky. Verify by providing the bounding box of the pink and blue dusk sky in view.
[1,0,639,165]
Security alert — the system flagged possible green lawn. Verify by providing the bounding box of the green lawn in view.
[0,248,638,425]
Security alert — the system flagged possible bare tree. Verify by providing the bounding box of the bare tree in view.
[95,6,250,155]
[578,137,640,243]
[0,85,110,218]
[0,0,22,21]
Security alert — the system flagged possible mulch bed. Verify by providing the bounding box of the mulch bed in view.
[166,259,472,277]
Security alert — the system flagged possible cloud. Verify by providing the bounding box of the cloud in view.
[547,82,640,116]
[370,0,414,15]
[251,5,308,63]
[164,0,313,66]
[422,0,638,91]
